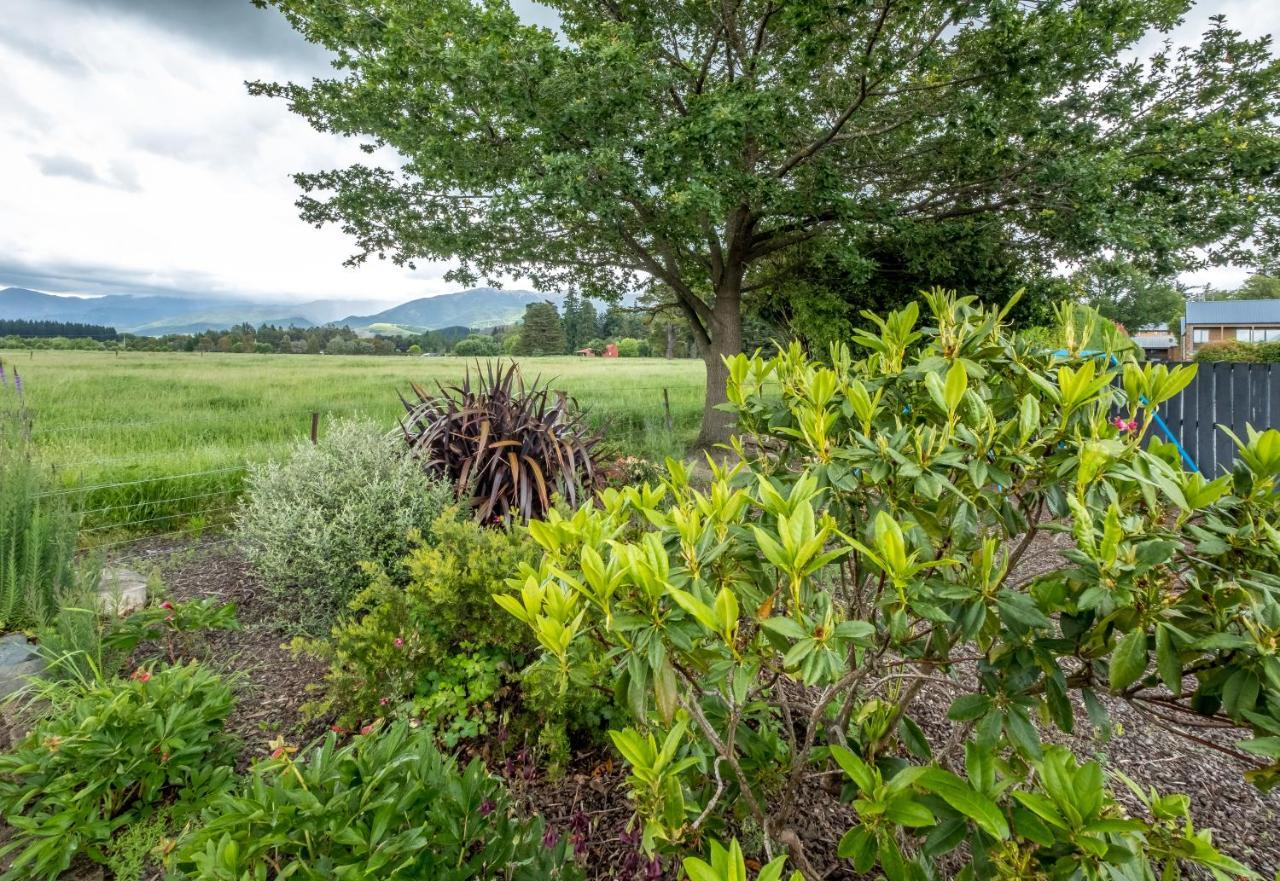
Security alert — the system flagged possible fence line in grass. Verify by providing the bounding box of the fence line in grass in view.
[36,465,249,498]
[77,487,241,517]
[79,505,238,534]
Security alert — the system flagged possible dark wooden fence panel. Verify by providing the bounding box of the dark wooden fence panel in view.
[1153,361,1280,474]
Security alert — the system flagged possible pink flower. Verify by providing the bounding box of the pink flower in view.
[360,724,374,735]
[393,638,404,648]
[330,724,345,734]
[379,697,389,706]
[1111,416,1139,433]
[131,669,151,683]
[160,602,174,610]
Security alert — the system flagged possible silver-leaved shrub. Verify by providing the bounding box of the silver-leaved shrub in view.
[236,417,453,630]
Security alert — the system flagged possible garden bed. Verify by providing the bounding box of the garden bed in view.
[79,531,1277,879]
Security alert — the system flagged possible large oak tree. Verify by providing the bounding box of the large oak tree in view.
[253,0,1279,446]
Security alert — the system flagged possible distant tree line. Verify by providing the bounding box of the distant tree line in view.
[0,323,473,356]
[497,296,699,358]
[0,298,707,359]
[0,319,118,339]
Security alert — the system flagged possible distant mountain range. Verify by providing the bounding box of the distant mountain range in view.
[339,288,561,334]
[0,286,562,336]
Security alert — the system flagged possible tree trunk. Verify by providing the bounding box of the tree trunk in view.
[693,290,743,450]
[665,323,676,359]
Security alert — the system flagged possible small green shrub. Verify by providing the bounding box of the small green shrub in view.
[305,515,535,729]
[452,334,500,356]
[30,563,112,690]
[1194,340,1256,362]
[235,417,454,630]
[0,451,78,632]
[171,722,581,881]
[1195,339,1280,363]
[103,807,174,881]
[105,596,239,662]
[0,662,235,881]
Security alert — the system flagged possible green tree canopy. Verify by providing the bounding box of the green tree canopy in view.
[1208,273,1280,300]
[513,301,566,355]
[561,291,599,353]
[255,0,1280,445]
[452,334,500,356]
[1076,259,1187,333]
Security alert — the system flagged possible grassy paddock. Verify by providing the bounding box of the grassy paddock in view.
[0,350,705,538]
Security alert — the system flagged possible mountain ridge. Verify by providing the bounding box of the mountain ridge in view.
[0,286,561,336]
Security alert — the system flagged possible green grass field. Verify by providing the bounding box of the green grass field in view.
[0,350,705,543]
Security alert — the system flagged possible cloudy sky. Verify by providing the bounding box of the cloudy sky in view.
[0,0,1275,305]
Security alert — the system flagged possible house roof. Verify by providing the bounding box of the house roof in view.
[1185,299,1280,326]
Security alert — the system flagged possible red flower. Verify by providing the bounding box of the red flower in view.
[360,724,374,735]
[330,724,345,734]
[131,669,151,683]
[271,746,286,758]
[160,602,174,610]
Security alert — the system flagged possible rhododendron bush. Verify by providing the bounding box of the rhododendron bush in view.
[499,291,1278,879]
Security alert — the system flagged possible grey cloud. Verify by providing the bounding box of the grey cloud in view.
[32,153,141,192]
[0,29,91,76]
[0,256,253,301]
[58,0,331,73]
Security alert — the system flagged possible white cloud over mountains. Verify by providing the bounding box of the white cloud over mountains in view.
[0,0,1274,303]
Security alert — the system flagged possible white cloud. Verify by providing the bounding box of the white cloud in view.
[0,0,1274,305]
[0,0,465,304]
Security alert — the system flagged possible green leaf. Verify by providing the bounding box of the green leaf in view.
[1154,624,1182,696]
[1109,629,1149,692]
[885,797,936,828]
[919,768,1010,839]
[944,360,968,413]
[948,693,992,722]
[829,745,876,793]
[760,617,807,639]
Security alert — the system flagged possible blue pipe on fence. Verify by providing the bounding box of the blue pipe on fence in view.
[1048,349,1198,473]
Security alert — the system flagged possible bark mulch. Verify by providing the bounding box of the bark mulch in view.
[116,535,332,768]
[89,533,1280,879]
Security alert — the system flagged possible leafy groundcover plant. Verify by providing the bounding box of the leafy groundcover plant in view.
[0,662,235,881]
[235,417,455,630]
[301,514,535,731]
[498,291,1273,879]
[303,513,618,766]
[171,721,581,881]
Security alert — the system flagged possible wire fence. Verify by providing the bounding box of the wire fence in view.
[18,379,723,557]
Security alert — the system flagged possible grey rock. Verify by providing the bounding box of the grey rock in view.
[0,633,44,699]
[98,566,148,616]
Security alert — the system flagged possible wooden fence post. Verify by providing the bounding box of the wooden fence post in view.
[663,388,675,434]
[310,411,320,445]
